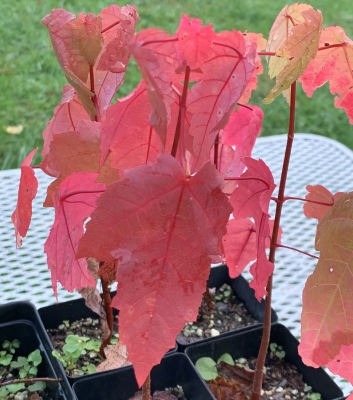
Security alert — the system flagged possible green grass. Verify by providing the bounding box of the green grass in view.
[1,0,353,169]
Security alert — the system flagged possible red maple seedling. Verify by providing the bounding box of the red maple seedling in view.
[12,3,353,399]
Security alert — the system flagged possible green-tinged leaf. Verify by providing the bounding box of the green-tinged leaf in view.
[86,364,96,374]
[28,380,46,392]
[195,357,218,380]
[0,353,12,366]
[28,349,42,366]
[3,383,25,394]
[11,356,26,368]
[217,353,234,365]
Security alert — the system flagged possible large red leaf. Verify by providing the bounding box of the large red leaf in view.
[228,157,276,299]
[176,15,214,71]
[223,218,282,279]
[222,218,257,277]
[42,85,89,156]
[42,9,103,82]
[299,26,353,123]
[12,148,38,248]
[326,344,353,395]
[97,5,138,73]
[77,155,232,386]
[41,120,101,207]
[221,105,264,178]
[130,29,178,146]
[299,192,353,367]
[188,30,256,173]
[239,33,267,104]
[45,172,105,295]
[303,184,344,222]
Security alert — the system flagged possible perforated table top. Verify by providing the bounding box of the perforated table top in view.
[1,133,352,395]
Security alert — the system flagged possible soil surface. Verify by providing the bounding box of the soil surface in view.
[46,317,110,377]
[207,351,322,400]
[177,283,259,346]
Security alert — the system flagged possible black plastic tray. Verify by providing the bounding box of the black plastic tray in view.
[176,264,278,350]
[38,291,176,385]
[72,353,214,400]
[0,301,75,400]
[185,323,344,400]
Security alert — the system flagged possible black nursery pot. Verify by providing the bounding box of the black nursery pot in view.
[72,353,214,400]
[185,323,344,400]
[176,264,278,350]
[38,292,176,385]
[0,301,75,400]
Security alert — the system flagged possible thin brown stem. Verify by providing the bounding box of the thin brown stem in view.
[99,265,114,357]
[0,377,62,387]
[101,20,121,34]
[89,65,100,123]
[275,244,319,259]
[251,82,297,400]
[142,374,151,400]
[171,66,190,158]
[214,133,220,170]
[271,196,334,207]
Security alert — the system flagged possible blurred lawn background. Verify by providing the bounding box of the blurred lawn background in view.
[1,0,353,169]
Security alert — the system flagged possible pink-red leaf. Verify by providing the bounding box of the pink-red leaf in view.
[97,5,138,73]
[222,218,257,277]
[12,148,38,248]
[45,172,105,296]
[77,155,232,386]
[42,9,103,82]
[299,26,353,123]
[188,30,256,173]
[299,192,353,367]
[303,184,344,222]
[229,157,276,299]
[130,29,178,146]
[221,105,264,178]
[42,85,89,156]
[41,120,101,207]
[176,15,214,71]
[239,33,267,104]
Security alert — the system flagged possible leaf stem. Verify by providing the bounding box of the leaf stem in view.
[142,374,151,400]
[224,176,270,189]
[271,196,334,207]
[171,66,190,158]
[99,263,114,357]
[89,65,100,123]
[275,244,319,259]
[0,377,62,387]
[101,20,121,34]
[251,82,297,400]
[318,43,346,51]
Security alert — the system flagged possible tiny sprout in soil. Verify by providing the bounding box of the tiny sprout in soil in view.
[0,339,47,398]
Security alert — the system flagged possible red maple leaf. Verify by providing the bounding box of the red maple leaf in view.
[130,29,178,147]
[176,15,214,71]
[41,120,101,207]
[12,148,38,248]
[220,105,264,178]
[188,30,256,173]
[303,184,344,222]
[299,26,353,123]
[228,157,276,300]
[299,192,353,367]
[239,32,267,104]
[45,172,105,296]
[42,85,89,156]
[97,5,138,73]
[77,155,232,386]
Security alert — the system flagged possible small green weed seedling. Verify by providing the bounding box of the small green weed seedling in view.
[52,334,101,375]
[269,342,285,359]
[195,353,234,380]
[0,339,46,398]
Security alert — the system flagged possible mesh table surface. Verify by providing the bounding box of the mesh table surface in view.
[1,133,352,395]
